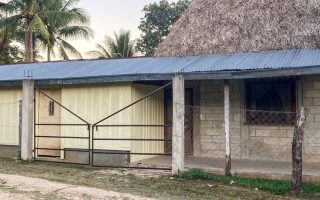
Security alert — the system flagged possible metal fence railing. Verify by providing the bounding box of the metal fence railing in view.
[245,110,296,125]
[178,105,319,179]
[92,124,172,170]
[33,87,91,165]
[0,101,20,146]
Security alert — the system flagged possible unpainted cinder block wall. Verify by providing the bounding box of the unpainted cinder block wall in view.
[197,80,242,159]
[302,75,320,162]
[196,76,320,162]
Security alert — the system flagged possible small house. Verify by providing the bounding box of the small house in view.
[0,0,319,178]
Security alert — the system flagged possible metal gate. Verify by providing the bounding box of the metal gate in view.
[33,83,172,169]
[91,83,172,170]
[91,124,172,169]
[33,87,91,165]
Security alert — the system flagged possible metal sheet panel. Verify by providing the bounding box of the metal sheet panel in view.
[59,83,165,163]
[60,84,133,150]
[34,89,61,156]
[0,49,320,82]
[131,84,164,162]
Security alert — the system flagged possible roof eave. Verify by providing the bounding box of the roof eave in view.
[0,65,320,87]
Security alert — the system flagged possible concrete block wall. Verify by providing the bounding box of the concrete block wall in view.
[248,125,294,161]
[302,75,320,162]
[198,80,241,159]
[197,77,320,162]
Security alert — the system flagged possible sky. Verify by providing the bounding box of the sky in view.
[68,0,178,58]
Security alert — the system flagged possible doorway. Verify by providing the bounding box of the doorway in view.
[35,89,62,157]
[164,89,193,155]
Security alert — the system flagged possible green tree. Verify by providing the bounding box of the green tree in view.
[88,30,134,58]
[0,0,50,63]
[39,0,92,61]
[136,0,190,56]
[0,6,23,64]
[0,32,24,64]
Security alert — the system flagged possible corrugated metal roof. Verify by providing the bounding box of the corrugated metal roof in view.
[0,49,320,82]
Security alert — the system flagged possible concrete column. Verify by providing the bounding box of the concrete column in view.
[172,75,185,175]
[224,80,231,176]
[21,79,34,161]
[193,83,201,156]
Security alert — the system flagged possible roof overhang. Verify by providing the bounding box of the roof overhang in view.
[0,65,319,87]
[1,49,320,86]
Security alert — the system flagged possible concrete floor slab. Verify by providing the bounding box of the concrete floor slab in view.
[136,156,320,183]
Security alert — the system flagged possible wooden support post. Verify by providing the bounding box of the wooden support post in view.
[21,79,34,161]
[172,75,185,175]
[224,80,231,176]
[291,107,308,196]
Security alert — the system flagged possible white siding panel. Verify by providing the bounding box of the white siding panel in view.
[131,84,164,162]
[60,84,132,151]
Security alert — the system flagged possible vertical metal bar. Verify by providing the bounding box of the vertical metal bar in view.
[18,100,22,159]
[88,124,91,166]
[91,126,94,166]
[164,124,167,153]
[33,88,36,161]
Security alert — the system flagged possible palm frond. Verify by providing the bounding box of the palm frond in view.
[0,15,21,30]
[96,43,111,58]
[59,38,82,59]
[86,50,106,58]
[30,0,39,13]
[58,25,93,39]
[69,7,90,24]
[29,14,50,40]
[44,9,89,26]
[0,0,24,14]
[2,0,91,61]
[57,41,69,60]
[62,0,81,11]
[106,30,135,58]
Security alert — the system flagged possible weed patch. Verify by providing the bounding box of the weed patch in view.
[179,168,320,196]
[0,159,317,199]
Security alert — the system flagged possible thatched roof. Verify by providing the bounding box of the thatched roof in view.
[155,0,320,57]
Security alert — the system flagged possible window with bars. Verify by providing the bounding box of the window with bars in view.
[245,78,296,125]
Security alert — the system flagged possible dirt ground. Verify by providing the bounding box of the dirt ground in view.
[0,159,309,200]
[0,173,150,200]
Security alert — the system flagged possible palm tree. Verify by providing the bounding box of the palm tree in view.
[108,30,135,58]
[39,0,93,61]
[0,0,50,63]
[88,30,135,58]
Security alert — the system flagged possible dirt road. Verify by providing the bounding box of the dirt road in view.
[0,173,151,200]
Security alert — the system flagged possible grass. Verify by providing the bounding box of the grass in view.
[179,168,320,196]
[0,158,318,199]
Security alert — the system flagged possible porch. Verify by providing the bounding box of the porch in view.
[162,75,320,175]
[134,156,320,182]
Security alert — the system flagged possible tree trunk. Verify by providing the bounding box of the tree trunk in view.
[25,28,33,63]
[291,107,308,196]
[47,47,51,62]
